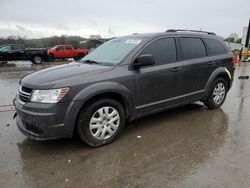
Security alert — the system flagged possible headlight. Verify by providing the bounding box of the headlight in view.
[30,87,69,103]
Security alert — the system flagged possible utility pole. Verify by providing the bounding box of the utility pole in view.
[244,17,250,48]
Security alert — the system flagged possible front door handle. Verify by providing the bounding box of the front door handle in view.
[171,67,182,72]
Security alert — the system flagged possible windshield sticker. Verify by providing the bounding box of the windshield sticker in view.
[125,39,141,44]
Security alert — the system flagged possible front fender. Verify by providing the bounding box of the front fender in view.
[73,81,134,117]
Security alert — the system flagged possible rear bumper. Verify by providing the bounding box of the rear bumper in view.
[14,98,80,140]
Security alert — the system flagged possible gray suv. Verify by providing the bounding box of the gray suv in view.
[14,30,234,147]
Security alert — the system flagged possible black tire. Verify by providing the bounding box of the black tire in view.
[1,61,8,64]
[77,98,126,147]
[31,55,43,64]
[204,78,228,109]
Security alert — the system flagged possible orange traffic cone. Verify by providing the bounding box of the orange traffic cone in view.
[233,55,240,68]
[236,55,240,67]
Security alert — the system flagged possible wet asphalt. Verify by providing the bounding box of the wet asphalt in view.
[0,61,250,188]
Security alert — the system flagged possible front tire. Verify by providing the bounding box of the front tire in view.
[1,61,8,64]
[77,98,126,147]
[204,78,228,109]
[31,55,43,64]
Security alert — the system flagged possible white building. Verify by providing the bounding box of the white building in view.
[242,27,249,46]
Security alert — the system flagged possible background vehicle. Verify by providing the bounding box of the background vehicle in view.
[14,30,234,147]
[47,45,88,61]
[0,44,48,64]
[241,49,250,61]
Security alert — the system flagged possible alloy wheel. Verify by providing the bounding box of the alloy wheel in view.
[212,82,226,104]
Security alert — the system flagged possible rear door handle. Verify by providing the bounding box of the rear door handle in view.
[208,61,215,65]
[171,67,182,72]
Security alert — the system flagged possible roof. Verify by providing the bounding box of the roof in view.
[123,30,219,39]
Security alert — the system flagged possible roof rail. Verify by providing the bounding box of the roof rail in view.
[166,29,216,35]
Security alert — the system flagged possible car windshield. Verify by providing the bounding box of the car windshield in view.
[80,37,143,66]
[0,45,11,52]
[51,46,59,50]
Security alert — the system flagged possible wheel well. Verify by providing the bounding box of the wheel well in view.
[218,73,231,90]
[33,54,41,57]
[32,54,42,60]
[85,92,130,118]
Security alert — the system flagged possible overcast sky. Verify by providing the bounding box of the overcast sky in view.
[0,0,249,39]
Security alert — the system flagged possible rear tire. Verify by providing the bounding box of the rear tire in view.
[1,61,8,64]
[31,55,43,64]
[204,78,228,109]
[77,98,126,147]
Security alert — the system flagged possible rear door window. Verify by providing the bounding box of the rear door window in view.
[140,37,177,65]
[12,45,24,51]
[204,38,227,55]
[65,46,72,50]
[180,37,207,59]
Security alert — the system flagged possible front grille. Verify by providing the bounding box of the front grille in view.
[19,86,32,102]
[21,86,32,93]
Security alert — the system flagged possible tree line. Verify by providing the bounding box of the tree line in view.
[224,33,242,44]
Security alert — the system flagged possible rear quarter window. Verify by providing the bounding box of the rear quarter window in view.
[204,38,228,55]
[180,37,207,60]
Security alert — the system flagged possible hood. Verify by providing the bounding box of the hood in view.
[21,62,113,89]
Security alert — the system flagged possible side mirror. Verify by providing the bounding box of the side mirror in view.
[133,54,154,69]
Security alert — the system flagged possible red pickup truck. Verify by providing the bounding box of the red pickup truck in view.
[48,45,88,60]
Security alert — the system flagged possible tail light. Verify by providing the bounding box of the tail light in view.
[231,53,236,64]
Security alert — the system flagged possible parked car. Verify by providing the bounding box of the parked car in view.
[14,30,234,147]
[0,44,48,64]
[47,45,88,61]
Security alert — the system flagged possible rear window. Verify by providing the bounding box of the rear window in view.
[204,38,227,55]
[180,37,207,59]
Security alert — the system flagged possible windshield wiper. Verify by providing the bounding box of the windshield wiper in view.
[81,59,113,66]
[82,59,100,64]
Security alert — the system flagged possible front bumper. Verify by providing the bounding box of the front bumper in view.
[14,98,79,140]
